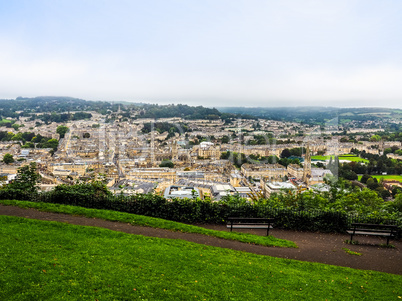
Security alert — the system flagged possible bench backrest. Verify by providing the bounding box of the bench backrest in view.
[350,223,398,233]
[227,217,275,223]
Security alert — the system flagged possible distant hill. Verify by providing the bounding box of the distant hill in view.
[218,106,402,125]
[0,96,253,121]
[2,97,401,125]
[0,96,116,117]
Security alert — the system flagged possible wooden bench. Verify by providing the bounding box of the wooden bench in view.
[346,223,398,245]
[227,217,275,236]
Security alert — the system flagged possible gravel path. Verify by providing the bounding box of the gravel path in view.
[1,204,401,275]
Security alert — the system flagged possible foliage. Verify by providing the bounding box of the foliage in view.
[141,122,190,135]
[31,112,92,123]
[369,134,381,142]
[0,162,41,199]
[159,160,174,168]
[390,194,402,213]
[280,148,291,158]
[352,150,402,175]
[138,103,223,120]
[56,125,69,138]
[0,96,116,116]
[50,182,112,205]
[2,153,14,164]
[0,118,13,127]
[1,175,401,234]
[360,174,371,184]
[219,107,401,125]
[220,151,247,168]
[0,131,35,142]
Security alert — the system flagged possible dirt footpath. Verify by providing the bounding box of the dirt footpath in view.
[1,204,401,275]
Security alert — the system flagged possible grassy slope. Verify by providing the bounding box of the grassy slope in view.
[0,199,296,248]
[1,216,401,301]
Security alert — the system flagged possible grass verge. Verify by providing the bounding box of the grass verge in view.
[1,216,401,301]
[0,199,296,248]
[342,248,362,256]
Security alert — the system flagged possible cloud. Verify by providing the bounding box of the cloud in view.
[1,1,402,108]
[1,40,402,108]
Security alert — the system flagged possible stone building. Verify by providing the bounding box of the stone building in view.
[241,163,287,181]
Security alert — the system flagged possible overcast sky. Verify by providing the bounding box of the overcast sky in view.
[1,0,401,108]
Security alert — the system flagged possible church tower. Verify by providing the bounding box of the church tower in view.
[150,131,155,167]
[172,141,178,161]
[302,143,312,185]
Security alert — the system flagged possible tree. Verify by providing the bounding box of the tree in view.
[3,162,41,198]
[43,138,59,150]
[56,125,69,138]
[221,135,230,144]
[159,160,174,168]
[280,148,291,158]
[53,181,112,202]
[3,153,14,164]
[342,170,358,181]
[390,194,402,212]
[360,174,371,184]
[83,132,90,138]
[369,135,381,142]
[366,178,379,190]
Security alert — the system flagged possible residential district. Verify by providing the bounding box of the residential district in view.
[1,110,401,201]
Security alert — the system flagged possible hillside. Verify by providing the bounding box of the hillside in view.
[1,215,401,300]
[219,106,402,125]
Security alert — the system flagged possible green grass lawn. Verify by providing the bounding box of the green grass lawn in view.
[357,175,402,182]
[0,199,296,248]
[1,216,401,300]
[312,154,369,163]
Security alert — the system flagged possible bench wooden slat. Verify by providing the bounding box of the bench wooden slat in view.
[351,223,398,229]
[347,223,398,245]
[227,217,275,236]
[348,229,396,234]
[346,231,393,237]
[227,225,273,229]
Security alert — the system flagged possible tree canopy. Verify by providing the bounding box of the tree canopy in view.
[3,153,14,164]
[56,125,69,138]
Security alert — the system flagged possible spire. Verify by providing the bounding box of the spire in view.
[302,143,312,185]
[172,141,178,161]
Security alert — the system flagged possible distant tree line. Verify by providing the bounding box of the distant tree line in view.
[220,151,301,168]
[0,131,58,150]
[141,122,191,140]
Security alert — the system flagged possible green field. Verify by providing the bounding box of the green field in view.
[312,154,369,163]
[1,215,401,300]
[357,175,402,182]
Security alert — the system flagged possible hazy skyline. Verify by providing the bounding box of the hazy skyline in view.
[1,1,402,108]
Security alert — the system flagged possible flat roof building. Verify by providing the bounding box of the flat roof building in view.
[163,185,200,199]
